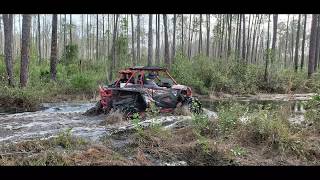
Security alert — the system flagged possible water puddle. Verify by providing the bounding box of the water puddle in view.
[0,94,312,145]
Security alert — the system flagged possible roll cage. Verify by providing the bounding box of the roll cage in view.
[113,66,178,88]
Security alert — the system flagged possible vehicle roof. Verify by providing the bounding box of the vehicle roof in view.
[128,66,167,71]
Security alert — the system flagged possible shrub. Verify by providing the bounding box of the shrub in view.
[69,73,95,94]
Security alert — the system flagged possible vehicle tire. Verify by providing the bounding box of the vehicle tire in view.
[83,101,103,116]
[184,97,202,114]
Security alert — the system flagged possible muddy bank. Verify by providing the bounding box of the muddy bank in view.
[197,93,315,102]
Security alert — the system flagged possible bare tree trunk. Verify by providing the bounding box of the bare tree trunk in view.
[264,14,271,83]
[69,14,72,44]
[131,14,136,66]
[64,14,67,57]
[20,14,32,88]
[181,14,184,56]
[206,14,210,57]
[242,14,246,61]
[163,14,170,67]
[301,14,307,70]
[251,15,259,63]
[147,14,153,66]
[198,14,202,55]
[102,15,105,59]
[308,14,318,78]
[156,14,160,65]
[50,14,58,81]
[290,16,295,66]
[220,15,225,59]
[271,14,278,63]
[294,14,301,72]
[188,14,192,60]
[172,14,176,63]
[237,14,242,60]
[254,18,262,63]
[227,14,232,60]
[96,14,99,60]
[314,15,320,72]
[284,14,290,67]
[109,14,119,82]
[136,14,141,63]
[107,14,110,58]
[37,14,41,64]
[2,14,14,86]
[86,14,89,60]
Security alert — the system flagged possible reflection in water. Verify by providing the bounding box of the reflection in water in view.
[201,99,307,124]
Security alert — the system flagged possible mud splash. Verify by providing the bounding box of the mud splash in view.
[0,102,217,145]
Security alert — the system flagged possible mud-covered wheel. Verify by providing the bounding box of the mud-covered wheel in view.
[184,97,202,114]
[83,101,103,116]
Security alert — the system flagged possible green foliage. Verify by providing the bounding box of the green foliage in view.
[62,44,79,65]
[236,107,305,157]
[132,113,143,134]
[145,102,160,118]
[217,103,248,134]
[69,73,95,94]
[192,113,210,132]
[54,128,74,149]
[171,55,319,95]
[230,146,247,157]
[305,94,320,131]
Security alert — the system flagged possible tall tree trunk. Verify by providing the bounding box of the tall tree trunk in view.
[314,15,320,72]
[254,17,262,63]
[50,14,58,81]
[20,15,32,88]
[172,14,176,62]
[246,14,252,62]
[102,15,105,59]
[290,16,295,65]
[188,14,192,60]
[163,14,170,67]
[147,14,153,66]
[131,14,136,66]
[136,14,141,63]
[220,15,225,59]
[181,14,184,56]
[294,14,301,72]
[206,14,210,57]
[237,14,242,60]
[227,14,232,59]
[156,14,160,65]
[284,14,290,67]
[2,14,14,86]
[69,14,72,45]
[96,14,99,60]
[264,14,271,83]
[198,14,202,55]
[37,14,41,64]
[235,15,239,58]
[251,15,259,63]
[308,14,318,78]
[271,14,278,63]
[107,14,110,58]
[64,14,67,57]
[301,14,307,70]
[109,14,119,82]
[242,14,246,61]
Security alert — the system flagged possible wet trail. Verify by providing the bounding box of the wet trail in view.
[0,103,107,143]
[0,93,313,145]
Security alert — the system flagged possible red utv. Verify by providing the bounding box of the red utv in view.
[84,66,202,117]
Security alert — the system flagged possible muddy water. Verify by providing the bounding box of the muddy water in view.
[0,94,312,145]
[201,98,306,124]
